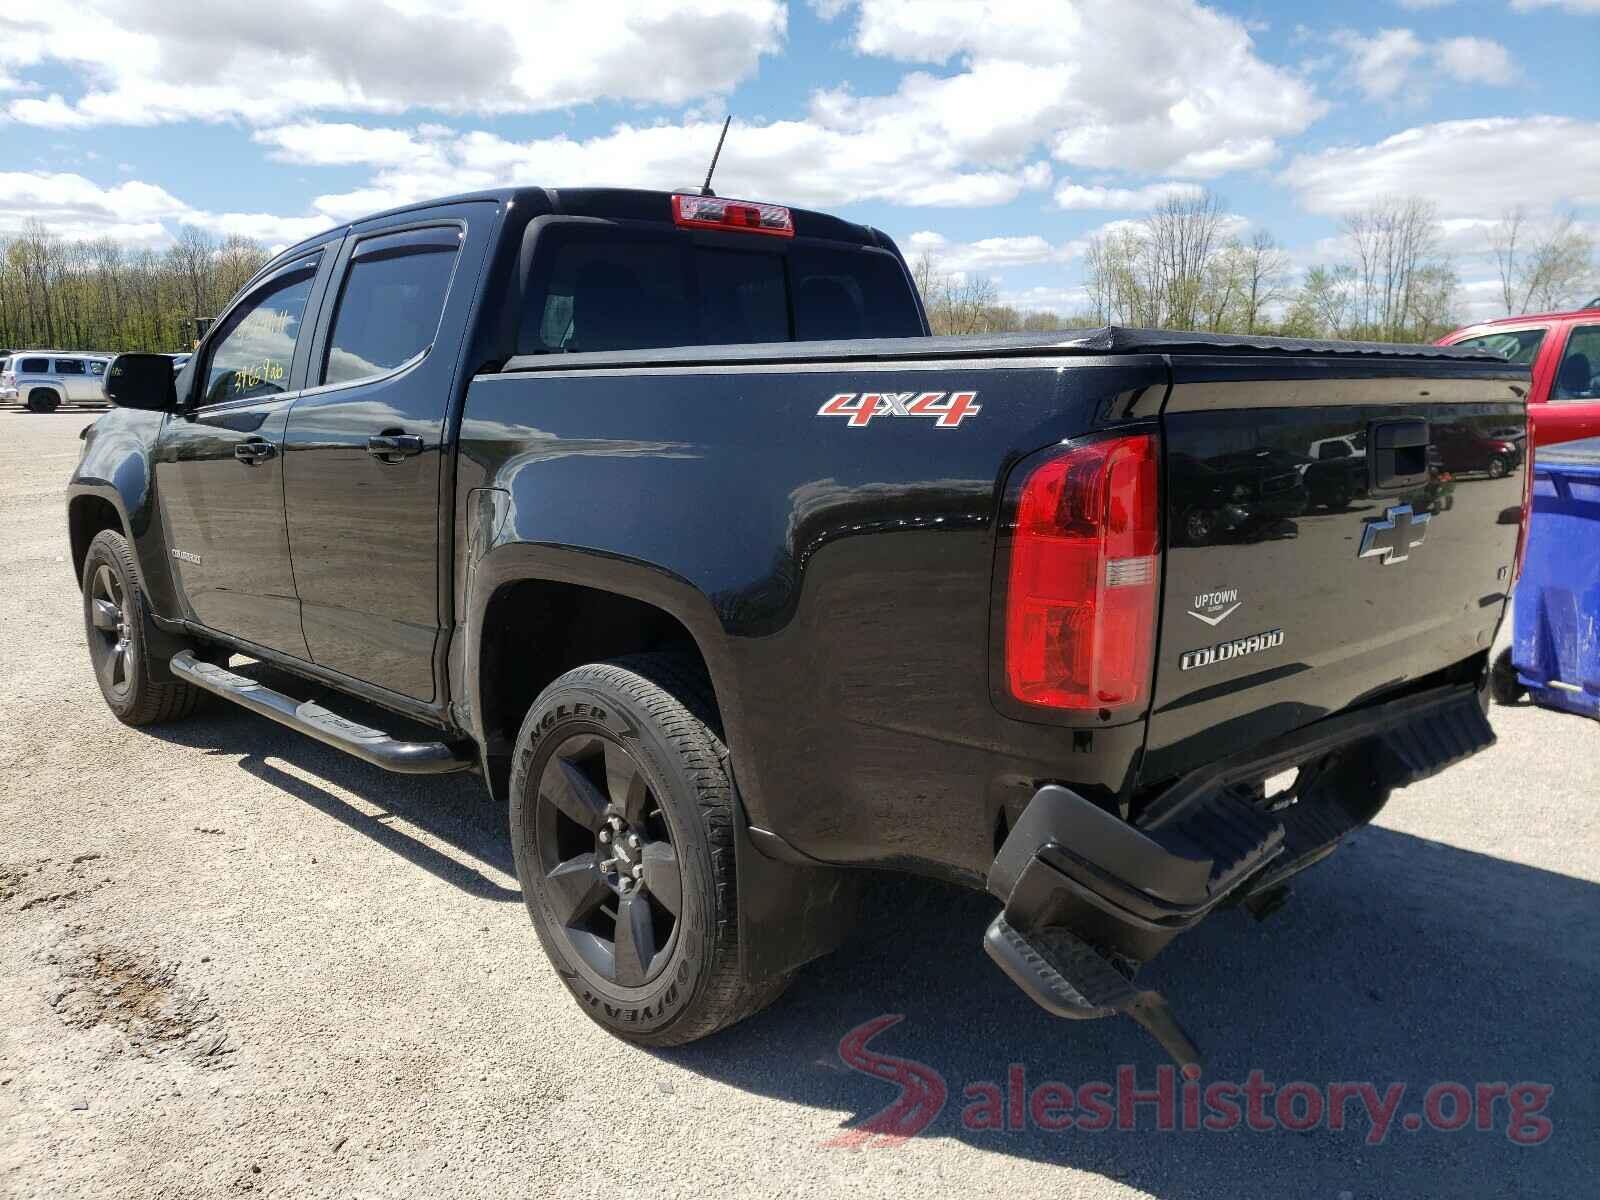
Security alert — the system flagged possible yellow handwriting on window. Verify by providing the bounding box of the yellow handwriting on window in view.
[232,359,286,392]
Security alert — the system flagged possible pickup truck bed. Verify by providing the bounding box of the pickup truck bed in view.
[68,187,1526,1061]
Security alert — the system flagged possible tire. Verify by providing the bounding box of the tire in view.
[1487,455,1508,480]
[26,388,61,413]
[81,529,204,725]
[1489,646,1525,706]
[509,653,788,1046]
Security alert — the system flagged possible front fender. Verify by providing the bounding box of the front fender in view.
[67,408,179,618]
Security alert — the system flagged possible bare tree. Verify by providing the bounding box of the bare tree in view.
[1339,196,1456,340]
[1520,215,1593,314]
[1490,208,1594,315]
[1490,207,1525,316]
[1285,265,1359,340]
[1236,230,1289,333]
[165,225,219,331]
[1142,191,1230,329]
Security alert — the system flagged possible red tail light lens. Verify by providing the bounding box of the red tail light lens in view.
[671,194,795,238]
[1512,437,1534,586]
[1005,433,1160,712]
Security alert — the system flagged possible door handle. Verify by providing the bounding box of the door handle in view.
[234,440,276,464]
[367,433,425,462]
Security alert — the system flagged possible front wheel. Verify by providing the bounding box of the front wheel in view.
[509,654,788,1046]
[1487,455,1509,479]
[81,530,204,725]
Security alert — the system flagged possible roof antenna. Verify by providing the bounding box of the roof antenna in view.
[700,115,732,197]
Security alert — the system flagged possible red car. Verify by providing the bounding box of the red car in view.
[1438,303,1600,448]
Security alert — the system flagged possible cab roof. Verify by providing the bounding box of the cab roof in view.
[269,186,893,267]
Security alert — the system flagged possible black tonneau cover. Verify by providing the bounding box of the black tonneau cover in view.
[500,325,1508,374]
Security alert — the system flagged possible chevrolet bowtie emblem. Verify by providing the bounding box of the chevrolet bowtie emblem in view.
[1359,504,1431,565]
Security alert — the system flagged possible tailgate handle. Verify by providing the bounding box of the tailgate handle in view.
[1370,419,1430,491]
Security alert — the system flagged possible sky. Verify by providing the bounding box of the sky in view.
[1,0,1597,322]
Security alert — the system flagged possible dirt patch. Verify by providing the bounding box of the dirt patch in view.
[49,943,234,1069]
[0,862,31,903]
[2,854,106,913]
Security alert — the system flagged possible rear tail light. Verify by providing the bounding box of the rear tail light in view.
[1004,433,1161,713]
[671,194,794,238]
[1512,435,1534,586]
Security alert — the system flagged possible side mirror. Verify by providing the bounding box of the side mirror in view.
[104,353,179,411]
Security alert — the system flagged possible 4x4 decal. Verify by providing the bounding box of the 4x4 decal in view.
[817,390,981,428]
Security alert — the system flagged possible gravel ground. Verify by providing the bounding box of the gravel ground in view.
[2,410,1596,1199]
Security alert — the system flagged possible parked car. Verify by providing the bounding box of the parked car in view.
[1439,305,1600,447]
[69,186,1526,1065]
[9,352,112,412]
[0,357,13,402]
[1430,422,1523,478]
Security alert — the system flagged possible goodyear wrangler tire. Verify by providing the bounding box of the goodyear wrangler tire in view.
[81,529,204,725]
[509,653,788,1045]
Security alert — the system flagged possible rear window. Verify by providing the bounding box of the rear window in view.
[519,226,922,355]
[18,357,47,373]
[1452,328,1545,365]
[53,358,87,375]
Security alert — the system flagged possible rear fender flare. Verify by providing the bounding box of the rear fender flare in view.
[459,539,765,822]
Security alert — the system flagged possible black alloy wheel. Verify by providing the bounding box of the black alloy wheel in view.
[534,731,683,987]
[86,560,133,700]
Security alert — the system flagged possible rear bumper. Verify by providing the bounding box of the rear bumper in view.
[987,681,1494,964]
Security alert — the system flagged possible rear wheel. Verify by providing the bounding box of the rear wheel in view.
[81,529,204,725]
[509,653,788,1045]
[26,388,61,413]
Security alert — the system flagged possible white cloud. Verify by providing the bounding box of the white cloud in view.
[1280,116,1600,217]
[1054,181,1205,210]
[0,0,785,127]
[998,285,1092,314]
[253,123,443,167]
[816,1,1324,177]
[1334,28,1427,100]
[257,118,1055,220]
[1332,28,1517,102]
[1434,37,1517,85]
[1396,0,1455,9]
[0,169,326,247]
[903,231,1077,274]
[1510,0,1600,11]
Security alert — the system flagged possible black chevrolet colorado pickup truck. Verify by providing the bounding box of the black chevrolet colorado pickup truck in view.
[68,187,1527,1063]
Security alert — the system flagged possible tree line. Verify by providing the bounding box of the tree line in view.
[2,194,1593,353]
[915,192,1596,341]
[0,220,271,354]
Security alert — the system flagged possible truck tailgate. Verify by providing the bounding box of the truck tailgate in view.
[1144,356,1526,784]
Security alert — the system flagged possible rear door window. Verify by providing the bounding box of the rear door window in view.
[1452,328,1546,365]
[53,358,87,375]
[321,227,462,386]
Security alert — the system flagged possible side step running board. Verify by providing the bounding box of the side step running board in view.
[984,916,1201,1068]
[170,651,473,775]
